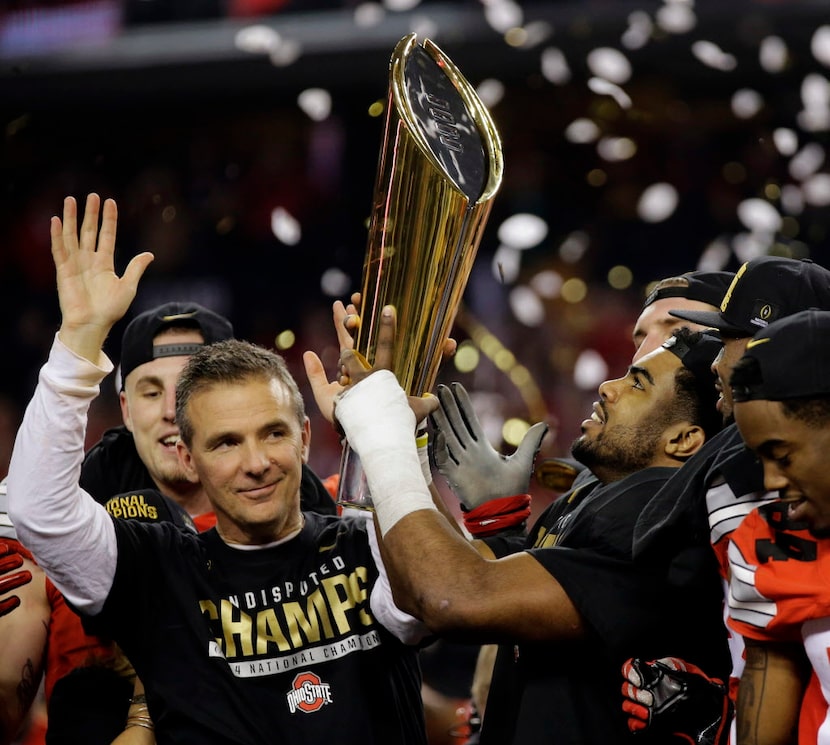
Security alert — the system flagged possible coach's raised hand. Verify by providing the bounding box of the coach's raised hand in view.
[52,194,154,362]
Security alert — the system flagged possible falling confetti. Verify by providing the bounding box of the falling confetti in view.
[737,198,782,233]
[586,47,632,85]
[297,88,332,121]
[270,207,301,245]
[587,77,632,109]
[498,213,549,250]
[810,25,830,67]
[692,40,737,70]
[637,183,679,222]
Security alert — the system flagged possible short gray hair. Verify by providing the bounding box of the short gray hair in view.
[175,339,306,447]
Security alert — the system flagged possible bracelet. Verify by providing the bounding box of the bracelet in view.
[126,697,154,731]
[125,713,154,731]
[125,718,154,731]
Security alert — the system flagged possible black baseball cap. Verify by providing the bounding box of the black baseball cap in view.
[670,257,830,337]
[642,270,735,310]
[119,302,234,388]
[731,309,830,402]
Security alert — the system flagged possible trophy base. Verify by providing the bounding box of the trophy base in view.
[336,500,375,512]
[336,444,375,511]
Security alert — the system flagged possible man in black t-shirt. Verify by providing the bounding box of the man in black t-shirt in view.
[8,194,427,745]
[49,301,334,742]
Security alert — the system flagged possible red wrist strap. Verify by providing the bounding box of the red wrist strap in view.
[463,494,532,537]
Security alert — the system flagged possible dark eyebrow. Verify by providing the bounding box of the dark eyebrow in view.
[203,417,292,451]
[203,430,236,450]
[756,440,785,458]
[628,365,655,387]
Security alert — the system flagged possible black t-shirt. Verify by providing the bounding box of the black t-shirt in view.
[480,468,730,745]
[90,509,425,745]
[80,424,338,516]
[49,428,336,743]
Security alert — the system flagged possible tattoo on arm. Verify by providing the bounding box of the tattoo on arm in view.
[736,643,765,744]
[737,642,803,745]
[16,658,37,713]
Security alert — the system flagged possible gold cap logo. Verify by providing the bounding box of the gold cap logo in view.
[720,261,748,312]
[161,312,198,322]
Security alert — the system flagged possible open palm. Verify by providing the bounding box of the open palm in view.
[51,194,153,358]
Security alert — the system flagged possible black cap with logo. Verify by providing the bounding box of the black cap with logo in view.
[669,257,830,337]
[119,302,234,388]
[731,309,830,403]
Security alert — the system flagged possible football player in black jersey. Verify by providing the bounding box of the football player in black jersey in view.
[318,305,730,744]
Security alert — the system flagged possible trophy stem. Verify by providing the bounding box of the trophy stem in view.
[336,444,373,510]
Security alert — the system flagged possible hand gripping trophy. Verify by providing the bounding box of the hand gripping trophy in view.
[338,33,504,509]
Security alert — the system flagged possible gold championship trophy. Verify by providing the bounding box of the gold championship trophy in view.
[337,33,504,509]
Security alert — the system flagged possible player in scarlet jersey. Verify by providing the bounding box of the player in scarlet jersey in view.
[727,309,830,745]
[625,258,830,745]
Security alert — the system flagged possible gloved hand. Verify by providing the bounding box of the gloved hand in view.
[621,657,732,745]
[0,540,33,617]
[430,382,547,510]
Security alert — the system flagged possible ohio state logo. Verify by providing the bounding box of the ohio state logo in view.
[286,671,333,714]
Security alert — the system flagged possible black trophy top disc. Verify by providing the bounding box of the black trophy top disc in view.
[403,45,488,203]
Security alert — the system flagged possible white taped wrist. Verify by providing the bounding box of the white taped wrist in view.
[336,371,436,535]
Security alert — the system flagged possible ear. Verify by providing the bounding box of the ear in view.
[119,390,134,432]
[663,423,706,461]
[301,417,311,464]
[176,440,200,483]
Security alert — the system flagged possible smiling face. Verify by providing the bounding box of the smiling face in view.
[735,398,830,537]
[176,374,310,545]
[572,346,685,482]
[121,328,204,494]
[632,297,719,363]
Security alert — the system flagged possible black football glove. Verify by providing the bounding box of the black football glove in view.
[621,657,732,745]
